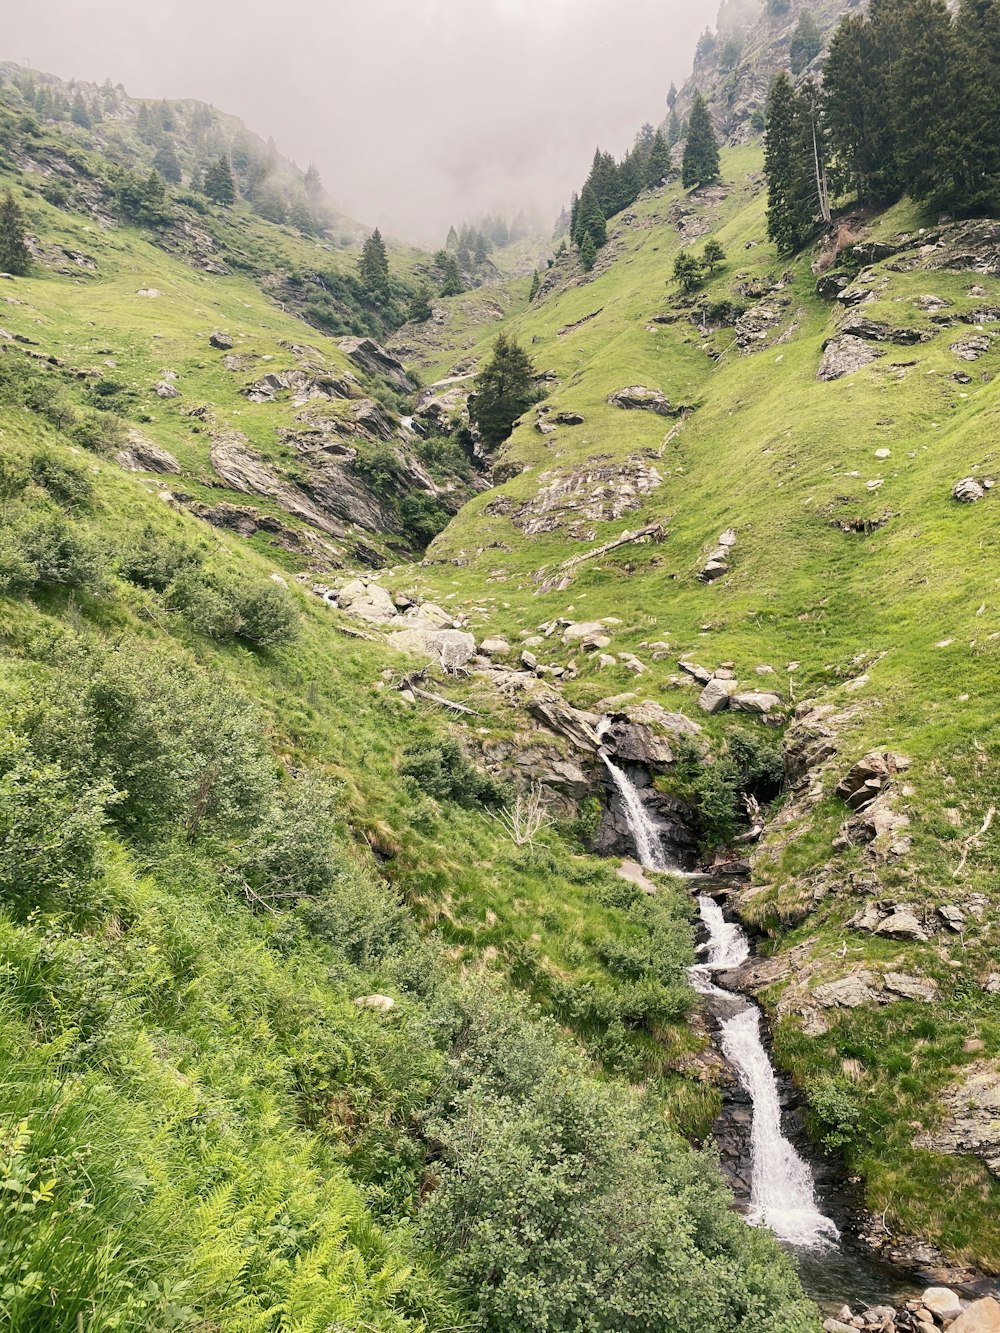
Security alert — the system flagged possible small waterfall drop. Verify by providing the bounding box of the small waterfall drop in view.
[603,755,838,1251]
[601,751,671,872]
[690,895,840,1250]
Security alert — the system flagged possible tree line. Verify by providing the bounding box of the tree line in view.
[765,0,1000,255]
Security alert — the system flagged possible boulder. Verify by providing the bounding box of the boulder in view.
[938,904,966,931]
[678,659,712,685]
[154,380,180,399]
[562,620,609,645]
[406,601,455,629]
[338,579,398,624]
[698,678,735,714]
[951,334,992,361]
[817,335,885,381]
[813,973,877,1009]
[922,1288,964,1321]
[338,336,415,391]
[116,430,181,475]
[883,972,937,1002]
[954,476,987,503]
[835,750,911,810]
[949,1298,1000,1332]
[209,331,234,350]
[387,626,476,673]
[607,385,679,416]
[839,313,930,344]
[552,411,585,425]
[525,687,604,752]
[731,691,782,715]
[876,907,929,941]
[816,273,850,301]
[915,1064,1000,1176]
[353,994,395,1012]
[480,637,512,658]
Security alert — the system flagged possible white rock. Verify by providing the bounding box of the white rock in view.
[353,994,395,1013]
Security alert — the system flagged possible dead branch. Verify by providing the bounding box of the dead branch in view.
[486,783,554,848]
[953,804,995,878]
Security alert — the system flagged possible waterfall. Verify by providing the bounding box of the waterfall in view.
[690,894,840,1250]
[600,752,670,871]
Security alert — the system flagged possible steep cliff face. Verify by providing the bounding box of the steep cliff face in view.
[678,0,861,141]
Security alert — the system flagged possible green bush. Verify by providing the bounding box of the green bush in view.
[171,570,299,646]
[401,739,509,808]
[70,409,128,456]
[0,508,107,594]
[115,523,203,591]
[28,448,93,510]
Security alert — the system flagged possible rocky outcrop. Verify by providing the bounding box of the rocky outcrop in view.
[951,334,993,361]
[337,336,415,391]
[242,368,357,406]
[598,697,704,768]
[783,703,841,791]
[607,385,681,416]
[116,430,181,475]
[817,335,885,381]
[838,313,931,345]
[209,331,234,350]
[208,435,348,538]
[915,1062,1000,1177]
[509,458,663,539]
[388,625,476,673]
[953,477,992,503]
[699,528,737,582]
[835,750,911,811]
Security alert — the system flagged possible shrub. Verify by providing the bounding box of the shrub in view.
[171,571,298,646]
[0,732,111,915]
[231,772,340,909]
[115,524,203,592]
[401,739,509,808]
[28,448,93,510]
[0,509,106,594]
[71,409,128,456]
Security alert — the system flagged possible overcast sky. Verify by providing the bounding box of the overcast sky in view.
[5,0,716,243]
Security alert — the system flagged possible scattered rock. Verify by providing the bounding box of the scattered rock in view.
[951,334,992,361]
[835,750,911,810]
[154,380,180,399]
[875,906,929,942]
[938,904,966,931]
[116,430,181,475]
[954,477,987,503]
[338,579,398,624]
[353,994,395,1013]
[731,691,782,716]
[921,1287,963,1322]
[136,287,160,298]
[698,678,736,714]
[839,313,931,345]
[915,1065,1000,1176]
[950,1299,1000,1333]
[510,457,662,538]
[883,972,938,1002]
[552,411,585,425]
[817,335,885,381]
[338,336,415,391]
[678,659,712,685]
[813,974,877,1009]
[209,331,234,350]
[699,528,737,582]
[388,626,476,673]
[607,385,681,416]
[480,637,511,658]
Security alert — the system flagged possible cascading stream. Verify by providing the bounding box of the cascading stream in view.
[604,751,839,1251]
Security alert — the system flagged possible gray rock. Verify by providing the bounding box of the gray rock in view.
[562,620,608,645]
[915,1066,1000,1178]
[939,904,966,931]
[698,678,735,714]
[839,313,930,345]
[883,972,937,1002]
[835,750,911,810]
[876,907,929,942]
[731,691,782,715]
[954,476,987,503]
[817,335,885,381]
[353,994,395,1012]
[813,974,877,1008]
[209,331,234,350]
[951,334,992,361]
[154,380,180,399]
[949,1297,1000,1332]
[678,659,712,685]
[338,336,415,391]
[387,626,476,673]
[922,1287,964,1321]
[607,385,679,416]
[116,430,181,475]
[338,579,399,624]
[480,637,512,658]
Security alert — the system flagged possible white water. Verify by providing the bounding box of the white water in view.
[602,755,839,1251]
[690,895,840,1250]
[601,752,671,871]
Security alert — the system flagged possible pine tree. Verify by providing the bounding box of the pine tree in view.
[646,131,671,187]
[204,155,236,205]
[702,239,726,274]
[682,93,721,189]
[407,285,433,322]
[950,0,1000,212]
[71,92,91,128]
[434,250,463,297]
[528,270,541,301]
[304,163,323,202]
[580,232,597,272]
[823,6,901,203]
[891,0,966,208]
[445,225,459,251]
[154,140,182,184]
[789,11,823,73]
[469,332,536,450]
[0,190,31,276]
[667,108,681,148]
[359,228,390,293]
[474,232,489,265]
[673,251,704,293]
[765,72,814,254]
[573,184,606,250]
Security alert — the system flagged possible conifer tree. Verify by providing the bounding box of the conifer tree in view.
[204,155,236,205]
[71,92,92,128]
[435,250,463,296]
[153,140,182,184]
[891,0,965,207]
[0,190,31,276]
[407,285,433,322]
[764,72,815,254]
[646,131,671,187]
[359,228,390,293]
[789,11,823,73]
[474,232,489,265]
[573,184,606,250]
[682,93,721,189]
[702,239,726,274]
[580,232,597,272]
[528,269,541,301]
[304,163,323,202]
[667,108,681,148]
[823,8,900,203]
[469,332,536,450]
[950,0,1000,212]
[445,225,459,251]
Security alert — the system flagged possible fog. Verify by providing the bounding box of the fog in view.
[5,0,717,243]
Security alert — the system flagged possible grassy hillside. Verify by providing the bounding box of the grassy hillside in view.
[414,149,1000,1267]
[0,111,821,1332]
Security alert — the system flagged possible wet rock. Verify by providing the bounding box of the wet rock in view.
[698,678,735,714]
[116,430,181,475]
[818,335,885,381]
[954,477,987,503]
[337,336,415,391]
[209,330,234,350]
[607,384,680,416]
[836,750,911,810]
